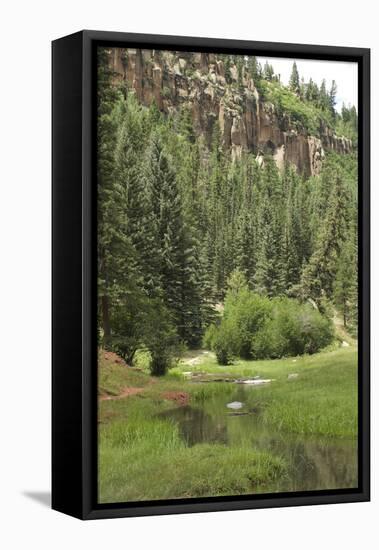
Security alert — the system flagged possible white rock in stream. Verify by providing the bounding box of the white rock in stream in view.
[242,379,273,385]
[227,401,244,409]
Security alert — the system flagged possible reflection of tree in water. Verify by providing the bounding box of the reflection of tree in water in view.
[267,437,358,492]
[301,440,358,490]
[160,397,358,493]
[160,406,228,446]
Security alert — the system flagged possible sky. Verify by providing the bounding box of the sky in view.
[257,57,358,112]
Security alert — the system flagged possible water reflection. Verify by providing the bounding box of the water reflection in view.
[159,386,358,493]
[160,406,228,446]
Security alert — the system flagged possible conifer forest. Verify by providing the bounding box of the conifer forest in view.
[97,47,359,503]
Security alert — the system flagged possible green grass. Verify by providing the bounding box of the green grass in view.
[98,351,147,396]
[98,345,358,502]
[174,347,358,438]
[99,418,286,502]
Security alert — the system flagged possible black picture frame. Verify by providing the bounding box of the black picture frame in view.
[52,30,370,520]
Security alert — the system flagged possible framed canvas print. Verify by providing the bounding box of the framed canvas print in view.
[52,30,370,519]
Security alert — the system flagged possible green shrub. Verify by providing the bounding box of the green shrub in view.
[251,298,334,359]
[205,289,334,364]
[144,299,182,376]
[225,289,272,359]
[107,293,149,365]
[204,322,234,365]
[258,80,334,135]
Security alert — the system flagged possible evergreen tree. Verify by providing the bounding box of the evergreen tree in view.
[224,55,232,84]
[247,55,260,82]
[299,76,306,100]
[236,56,244,87]
[235,211,256,286]
[329,80,338,118]
[254,158,286,296]
[263,61,274,81]
[319,79,329,111]
[97,50,135,343]
[114,95,159,296]
[334,239,357,328]
[96,47,359,364]
[300,169,350,305]
[146,136,204,345]
[289,61,300,94]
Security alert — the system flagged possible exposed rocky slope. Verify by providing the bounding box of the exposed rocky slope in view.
[108,48,353,176]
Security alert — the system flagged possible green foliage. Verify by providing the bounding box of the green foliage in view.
[109,294,148,364]
[336,104,358,145]
[289,61,300,94]
[97,48,358,367]
[99,345,357,502]
[144,299,182,376]
[203,322,234,365]
[251,298,334,359]
[205,284,334,363]
[247,56,260,82]
[300,155,353,308]
[100,424,286,502]
[334,239,358,331]
[263,61,274,81]
[258,79,333,134]
[224,286,272,359]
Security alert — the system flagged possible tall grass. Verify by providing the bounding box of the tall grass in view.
[99,418,286,503]
[98,346,358,502]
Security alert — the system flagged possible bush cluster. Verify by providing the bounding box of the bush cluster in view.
[106,298,182,376]
[204,289,334,365]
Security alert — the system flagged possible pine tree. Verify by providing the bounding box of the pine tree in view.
[146,136,205,345]
[299,77,306,100]
[254,158,286,296]
[319,79,329,111]
[235,211,256,286]
[114,94,159,296]
[96,47,358,360]
[224,55,232,84]
[334,239,357,328]
[282,166,302,290]
[289,62,300,94]
[300,170,350,304]
[97,49,135,343]
[247,56,260,82]
[329,80,338,118]
[263,61,274,81]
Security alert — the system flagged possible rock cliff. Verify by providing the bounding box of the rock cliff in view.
[108,48,353,176]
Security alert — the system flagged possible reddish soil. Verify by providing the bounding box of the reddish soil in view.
[102,350,126,365]
[162,391,189,406]
[100,387,145,401]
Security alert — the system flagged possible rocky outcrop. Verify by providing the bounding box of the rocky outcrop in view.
[108,48,353,176]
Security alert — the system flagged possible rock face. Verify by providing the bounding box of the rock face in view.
[109,48,353,176]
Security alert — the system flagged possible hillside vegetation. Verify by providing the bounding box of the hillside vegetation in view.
[98,48,358,374]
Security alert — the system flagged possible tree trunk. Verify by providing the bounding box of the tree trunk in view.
[101,294,111,343]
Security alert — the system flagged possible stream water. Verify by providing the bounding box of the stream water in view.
[160,384,358,493]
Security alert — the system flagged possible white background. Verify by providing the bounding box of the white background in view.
[0,1,376,548]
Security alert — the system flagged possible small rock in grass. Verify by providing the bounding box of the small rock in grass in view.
[288,373,299,380]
